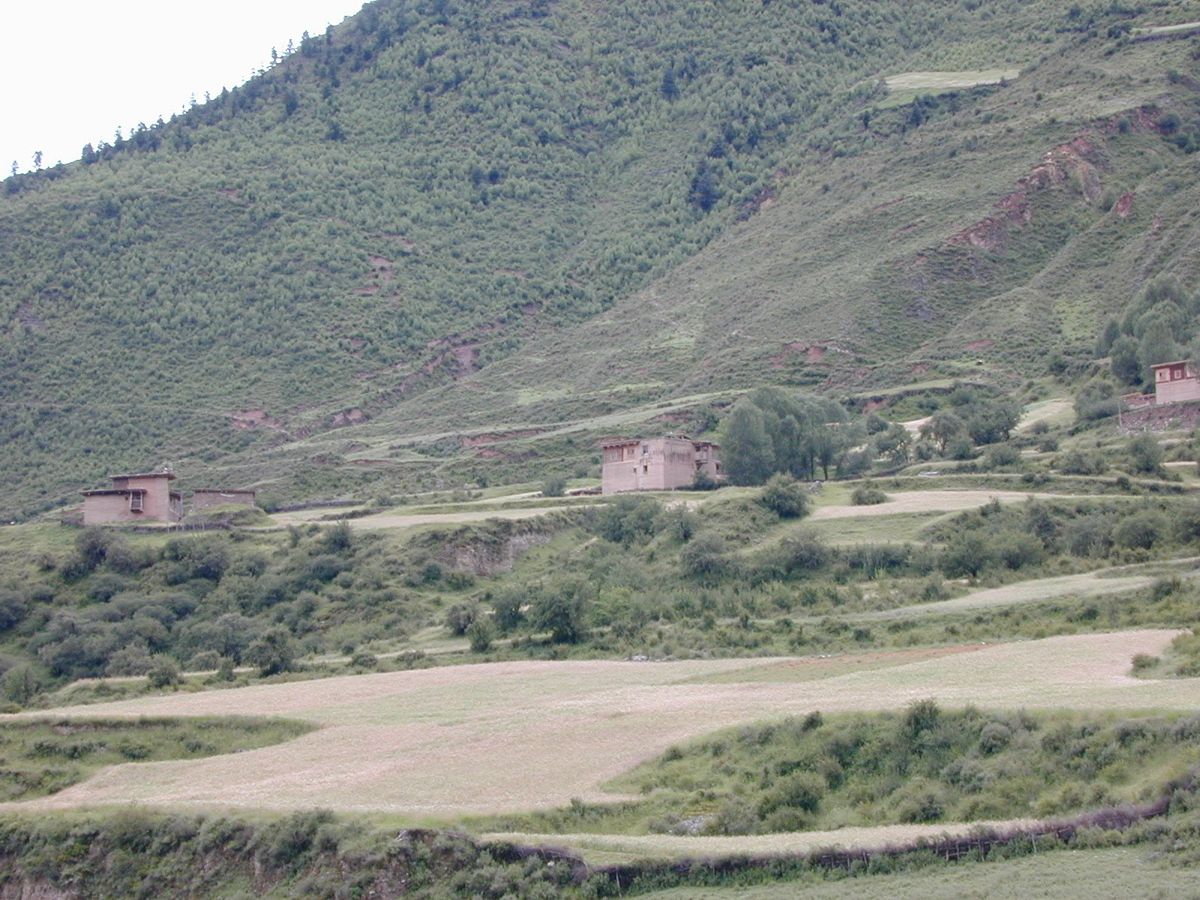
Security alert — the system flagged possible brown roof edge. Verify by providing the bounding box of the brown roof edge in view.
[1150,360,1194,369]
[110,471,176,480]
[192,488,256,494]
[82,488,146,496]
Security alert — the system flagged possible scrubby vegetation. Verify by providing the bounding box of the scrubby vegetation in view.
[0,717,312,801]
[483,703,1200,837]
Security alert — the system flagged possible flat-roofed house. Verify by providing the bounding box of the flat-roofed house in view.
[1151,360,1200,405]
[191,488,257,512]
[81,471,183,525]
[601,435,723,494]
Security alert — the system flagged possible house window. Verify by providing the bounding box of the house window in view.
[129,493,144,513]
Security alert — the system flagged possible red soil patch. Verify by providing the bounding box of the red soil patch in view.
[230,409,285,432]
[966,339,994,351]
[328,408,368,428]
[948,135,1104,252]
[1114,191,1136,218]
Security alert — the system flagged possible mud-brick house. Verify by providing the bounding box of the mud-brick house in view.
[1151,360,1200,405]
[191,488,257,512]
[81,471,183,525]
[601,435,723,494]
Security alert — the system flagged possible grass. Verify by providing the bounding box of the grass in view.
[6,629,1197,823]
[638,846,1200,899]
[880,68,1021,107]
[0,717,312,802]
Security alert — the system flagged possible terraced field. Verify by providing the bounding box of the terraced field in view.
[7,630,1194,830]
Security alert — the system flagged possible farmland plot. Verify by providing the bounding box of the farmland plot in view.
[6,630,1198,820]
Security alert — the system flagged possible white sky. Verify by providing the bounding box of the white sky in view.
[2,0,367,174]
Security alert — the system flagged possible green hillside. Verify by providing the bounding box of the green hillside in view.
[2,0,1199,515]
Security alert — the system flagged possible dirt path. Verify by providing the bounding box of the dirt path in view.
[4,630,1193,821]
[811,489,1062,520]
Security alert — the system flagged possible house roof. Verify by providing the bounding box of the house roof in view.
[110,471,176,480]
[193,488,256,494]
[1150,360,1192,370]
[81,488,146,497]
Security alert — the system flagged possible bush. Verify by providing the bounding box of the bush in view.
[850,483,888,505]
[681,532,731,580]
[984,444,1021,469]
[530,580,591,644]
[759,772,824,818]
[245,627,298,676]
[541,477,566,497]
[1128,434,1164,475]
[147,656,182,689]
[444,603,478,636]
[467,618,495,652]
[940,532,990,578]
[1113,510,1168,550]
[1056,449,1106,475]
[490,589,526,633]
[759,474,810,519]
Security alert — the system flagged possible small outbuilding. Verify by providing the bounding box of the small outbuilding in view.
[81,471,183,525]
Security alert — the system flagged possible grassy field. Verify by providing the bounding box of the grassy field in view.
[640,846,1200,899]
[4,629,1196,829]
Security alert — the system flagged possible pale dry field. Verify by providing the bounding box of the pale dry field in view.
[6,630,1197,823]
[855,563,1200,621]
[885,69,1020,92]
[810,489,1060,520]
[483,818,1035,861]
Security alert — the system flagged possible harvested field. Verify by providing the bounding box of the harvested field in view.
[5,630,1197,822]
[1017,397,1072,431]
[884,69,1019,93]
[640,846,1200,899]
[483,818,1033,862]
[810,489,1058,520]
[854,560,1200,621]
[338,505,570,531]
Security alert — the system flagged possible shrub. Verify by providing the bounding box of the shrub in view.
[490,589,526,633]
[350,651,378,669]
[984,444,1021,469]
[1113,510,1168,550]
[444,603,478,636]
[530,580,590,643]
[759,474,810,519]
[759,772,824,817]
[147,656,182,689]
[2,664,42,705]
[245,627,298,676]
[541,477,566,497]
[681,532,731,580]
[940,532,991,578]
[467,618,495,653]
[1127,434,1164,475]
[1056,449,1106,475]
[850,483,888,505]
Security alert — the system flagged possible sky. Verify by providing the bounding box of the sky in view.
[2,0,367,174]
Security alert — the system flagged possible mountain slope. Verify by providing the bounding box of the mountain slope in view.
[2,0,1199,515]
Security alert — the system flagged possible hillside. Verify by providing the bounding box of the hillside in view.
[2,0,1200,515]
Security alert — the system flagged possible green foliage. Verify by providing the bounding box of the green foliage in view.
[723,390,851,485]
[245,626,298,676]
[1127,434,1164,475]
[851,483,889,506]
[530,579,591,644]
[759,474,811,519]
[0,716,310,801]
[502,706,1200,838]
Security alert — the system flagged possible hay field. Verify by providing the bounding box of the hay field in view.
[6,630,1198,820]
[810,489,1058,520]
[885,69,1020,93]
[641,847,1200,899]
